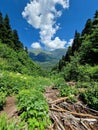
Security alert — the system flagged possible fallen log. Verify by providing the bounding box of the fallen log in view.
[50,108,98,119]
[49,97,68,104]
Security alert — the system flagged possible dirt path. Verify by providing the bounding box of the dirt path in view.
[45,86,98,130]
[44,87,59,102]
[0,96,18,118]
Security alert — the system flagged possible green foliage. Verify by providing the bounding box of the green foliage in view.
[0,92,6,110]
[12,30,23,51]
[0,71,51,95]
[52,10,98,82]
[59,84,78,97]
[0,71,52,129]
[0,12,23,51]
[0,113,26,130]
[80,83,98,110]
[53,77,65,89]
[52,77,78,99]
[67,95,77,103]
[0,42,42,76]
[0,12,43,76]
[72,31,81,54]
[93,10,98,25]
[76,82,91,88]
[62,56,80,81]
[81,19,93,36]
[17,90,50,130]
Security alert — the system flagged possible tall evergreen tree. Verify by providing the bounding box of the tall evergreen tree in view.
[24,46,28,53]
[3,14,11,31]
[0,12,4,41]
[93,10,98,25]
[12,30,23,51]
[65,46,72,62]
[71,31,81,55]
[81,19,92,36]
[3,14,14,47]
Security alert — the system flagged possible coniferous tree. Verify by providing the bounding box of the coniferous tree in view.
[24,46,28,53]
[71,31,81,55]
[64,46,72,62]
[93,10,98,25]
[4,14,11,31]
[12,30,23,51]
[3,14,14,47]
[0,12,4,40]
[81,19,92,36]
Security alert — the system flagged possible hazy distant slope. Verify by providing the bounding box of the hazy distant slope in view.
[29,49,67,69]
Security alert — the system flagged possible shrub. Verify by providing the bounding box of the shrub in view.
[0,113,26,130]
[17,89,50,130]
[0,92,6,110]
[53,77,65,89]
[80,83,98,110]
[59,83,78,97]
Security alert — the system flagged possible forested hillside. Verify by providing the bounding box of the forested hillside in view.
[0,12,43,76]
[53,10,98,82]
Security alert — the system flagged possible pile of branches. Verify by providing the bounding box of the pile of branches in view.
[45,88,98,130]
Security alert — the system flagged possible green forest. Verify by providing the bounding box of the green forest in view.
[0,11,98,130]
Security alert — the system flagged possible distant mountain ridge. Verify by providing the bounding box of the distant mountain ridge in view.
[29,49,67,69]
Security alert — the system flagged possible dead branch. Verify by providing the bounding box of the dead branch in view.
[76,102,98,115]
[80,120,89,130]
[49,97,68,104]
[50,111,63,130]
[50,108,98,119]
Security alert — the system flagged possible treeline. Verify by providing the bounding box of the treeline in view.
[0,12,26,52]
[0,12,43,76]
[52,10,98,81]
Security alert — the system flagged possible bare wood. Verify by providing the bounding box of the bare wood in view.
[50,108,98,119]
[61,114,97,122]
[60,102,72,111]
[49,97,68,104]
[77,118,97,122]
[50,111,65,130]
[53,114,65,130]
[80,120,89,130]
[76,102,98,114]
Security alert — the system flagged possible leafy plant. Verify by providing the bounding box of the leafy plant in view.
[0,113,26,130]
[0,92,6,110]
[17,89,50,130]
[80,83,98,110]
[59,83,78,97]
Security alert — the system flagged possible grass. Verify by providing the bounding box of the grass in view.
[0,70,52,129]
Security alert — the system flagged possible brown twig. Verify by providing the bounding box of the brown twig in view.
[50,107,98,119]
[49,97,68,104]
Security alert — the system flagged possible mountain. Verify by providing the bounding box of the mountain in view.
[29,49,67,69]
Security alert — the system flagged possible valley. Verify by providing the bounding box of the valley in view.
[0,9,98,130]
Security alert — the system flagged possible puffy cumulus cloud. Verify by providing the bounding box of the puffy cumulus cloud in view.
[22,0,69,50]
[31,42,41,49]
[46,37,67,50]
[67,38,73,47]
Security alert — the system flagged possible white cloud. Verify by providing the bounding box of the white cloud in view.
[67,38,73,47]
[22,0,69,50]
[45,37,67,50]
[31,42,41,49]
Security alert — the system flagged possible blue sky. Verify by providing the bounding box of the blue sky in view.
[0,0,98,50]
